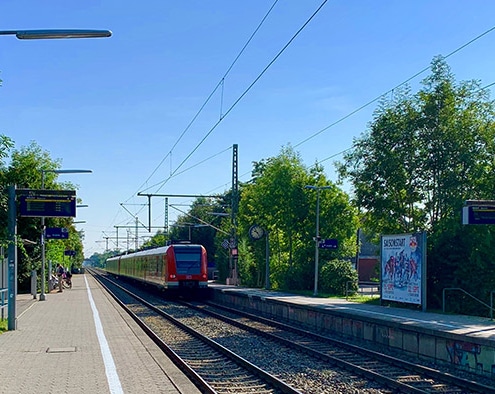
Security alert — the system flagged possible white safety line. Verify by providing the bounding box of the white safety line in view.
[85,276,124,394]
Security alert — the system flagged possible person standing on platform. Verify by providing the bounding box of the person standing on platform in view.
[56,263,64,293]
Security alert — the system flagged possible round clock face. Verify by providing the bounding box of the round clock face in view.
[249,225,265,240]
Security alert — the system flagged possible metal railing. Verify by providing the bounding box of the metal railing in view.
[442,287,495,320]
[346,281,380,300]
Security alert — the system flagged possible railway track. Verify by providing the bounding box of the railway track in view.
[93,270,300,394]
[190,301,495,394]
[93,270,494,393]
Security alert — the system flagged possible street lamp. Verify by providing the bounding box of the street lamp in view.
[40,169,92,301]
[0,29,111,40]
[3,28,108,330]
[305,185,332,296]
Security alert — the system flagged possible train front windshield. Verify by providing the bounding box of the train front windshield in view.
[174,246,202,275]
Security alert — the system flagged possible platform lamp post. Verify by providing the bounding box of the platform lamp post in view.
[0,29,111,40]
[305,185,332,296]
[40,169,92,301]
[3,29,108,330]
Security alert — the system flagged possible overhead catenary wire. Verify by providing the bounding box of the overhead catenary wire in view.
[162,17,495,199]
[140,145,232,193]
[101,12,495,252]
[160,0,329,192]
[110,1,284,236]
[294,24,495,149]
[124,0,281,203]
[205,25,495,193]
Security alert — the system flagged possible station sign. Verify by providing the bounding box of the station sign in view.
[319,238,338,249]
[45,227,69,239]
[17,189,76,218]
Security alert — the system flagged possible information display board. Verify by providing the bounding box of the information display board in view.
[17,189,76,218]
[462,205,495,225]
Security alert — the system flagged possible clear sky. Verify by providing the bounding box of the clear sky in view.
[2,1,495,257]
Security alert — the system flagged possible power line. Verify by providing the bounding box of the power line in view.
[294,24,495,148]
[103,11,495,252]
[126,0,281,202]
[207,26,495,193]
[140,145,232,194]
[161,0,329,191]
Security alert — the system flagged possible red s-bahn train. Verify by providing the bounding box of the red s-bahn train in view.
[105,243,208,291]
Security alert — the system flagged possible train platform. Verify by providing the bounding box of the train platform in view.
[210,283,495,340]
[0,274,201,394]
[209,283,495,376]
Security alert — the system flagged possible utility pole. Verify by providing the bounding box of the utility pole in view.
[7,186,17,330]
[229,144,239,285]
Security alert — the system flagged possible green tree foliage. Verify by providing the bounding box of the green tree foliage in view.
[2,141,86,291]
[141,230,168,249]
[337,57,495,311]
[87,250,121,268]
[169,196,226,264]
[0,135,15,242]
[239,145,358,291]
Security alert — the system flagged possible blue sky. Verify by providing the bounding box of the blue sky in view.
[3,1,495,257]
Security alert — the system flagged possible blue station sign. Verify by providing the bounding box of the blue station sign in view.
[45,227,69,239]
[319,238,338,249]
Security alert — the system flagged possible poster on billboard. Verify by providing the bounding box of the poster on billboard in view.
[380,232,426,308]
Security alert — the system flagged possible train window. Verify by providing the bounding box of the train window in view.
[174,247,202,275]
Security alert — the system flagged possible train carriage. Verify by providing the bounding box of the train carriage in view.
[105,243,208,291]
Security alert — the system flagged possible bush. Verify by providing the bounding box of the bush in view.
[320,259,358,296]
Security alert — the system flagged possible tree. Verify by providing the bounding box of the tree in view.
[2,141,86,291]
[337,56,495,310]
[0,135,15,243]
[169,196,226,263]
[240,145,358,290]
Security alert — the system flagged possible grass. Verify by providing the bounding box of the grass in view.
[345,294,381,304]
[261,287,382,305]
[0,319,7,334]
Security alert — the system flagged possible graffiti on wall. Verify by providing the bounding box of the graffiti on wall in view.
[446,340,489,372]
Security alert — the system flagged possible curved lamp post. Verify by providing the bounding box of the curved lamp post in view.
[305,185,332,296]
[5,28,108,329]
[40,169,92,301]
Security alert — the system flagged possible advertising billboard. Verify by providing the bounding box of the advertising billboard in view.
[381,232,426,307]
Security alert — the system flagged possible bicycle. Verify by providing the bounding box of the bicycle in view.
[53,273,72,290]
[62,273,72,289]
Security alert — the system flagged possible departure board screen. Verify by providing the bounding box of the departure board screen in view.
[17,189,76,218]
[463,205,495,225]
